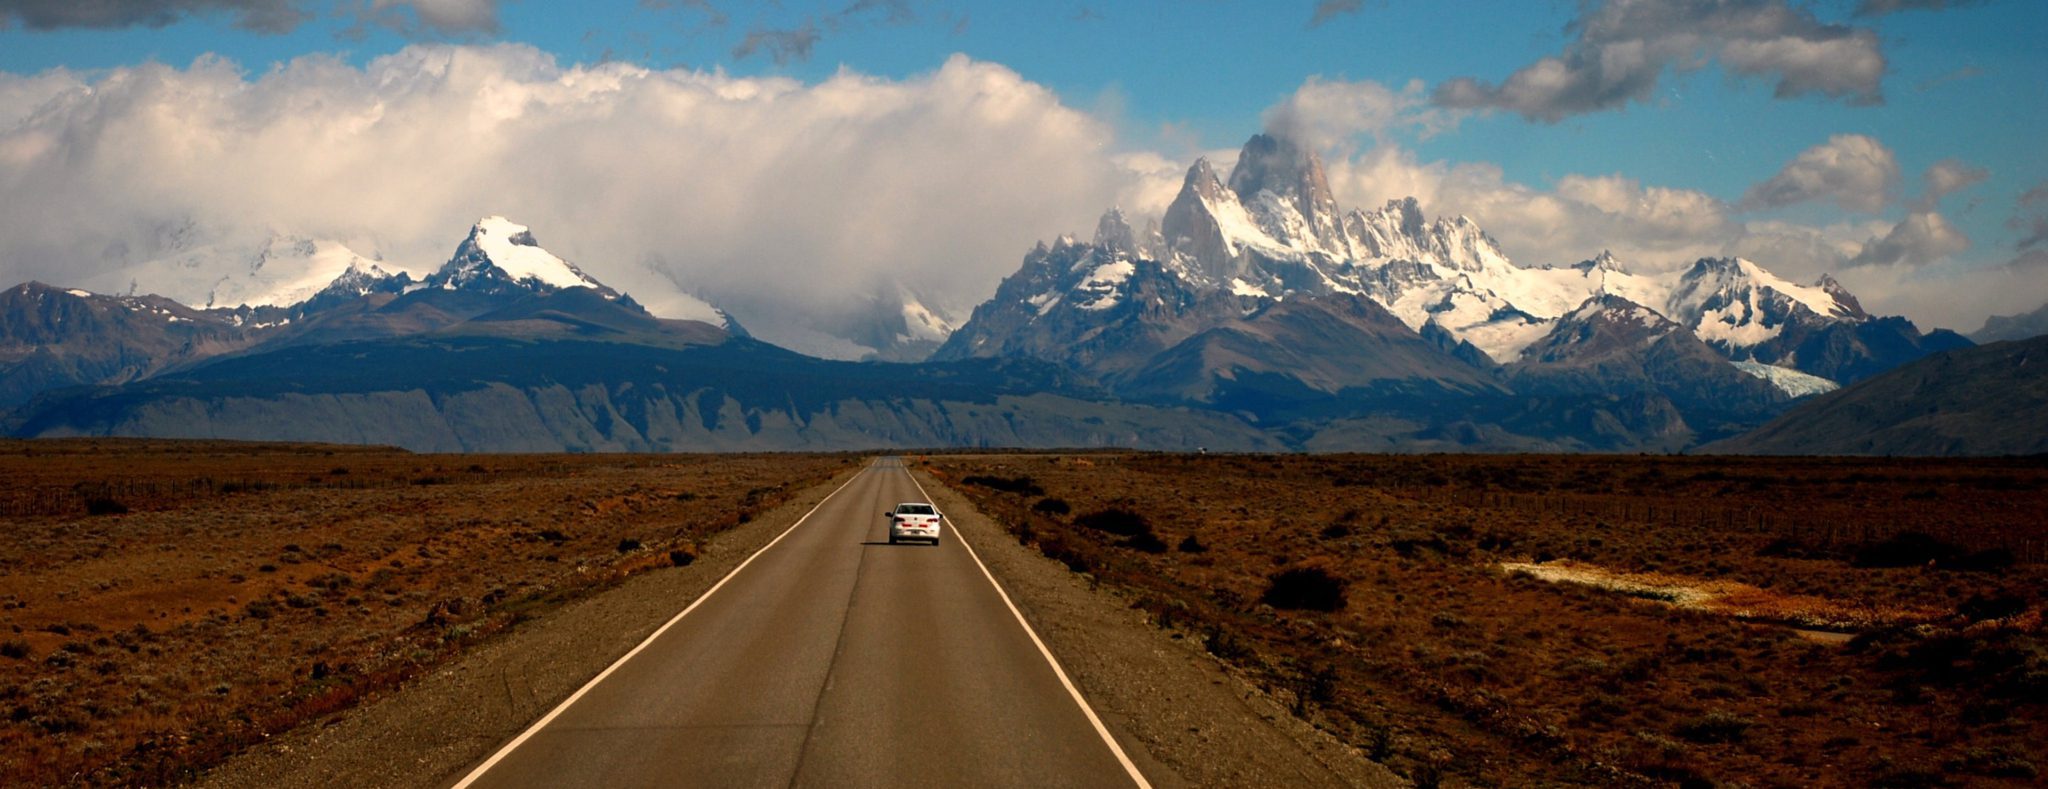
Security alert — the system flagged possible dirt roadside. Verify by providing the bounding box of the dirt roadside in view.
[198,462,1401,788]
[913,468,1405,788]
[196,466,866,789]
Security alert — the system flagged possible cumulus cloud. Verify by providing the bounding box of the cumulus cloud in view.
[0,0,502,34]
[1849,211,1971,268]
[1832,256,2046,334]
[0,66,82,127]
[1433,0,1885,122]
[1741,133,1899,213]
[1259,77,1442,150]
[1317,145,1737,272]
[1913,158,1987,211]
[0,46,1134,357]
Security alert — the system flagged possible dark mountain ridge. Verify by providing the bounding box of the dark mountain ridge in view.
[1704,335,2048,456]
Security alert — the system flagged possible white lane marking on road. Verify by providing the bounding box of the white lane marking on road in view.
[905,466,1153,789]
[449,463,873,789]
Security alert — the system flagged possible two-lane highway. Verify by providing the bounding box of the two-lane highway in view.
[452,458,1146,788]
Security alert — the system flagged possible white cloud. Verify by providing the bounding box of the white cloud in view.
[1319,145,1735,271]
[1915,158,1988,210]
[1259,76,1445,150]
[1849,210,1971,268]
[0,46,1130,356]
[1741,133,1899,213]
[0,66,82,128]
[1723,219,1875,275]
[1825,257,2047,334]
[1433,0,1886,122]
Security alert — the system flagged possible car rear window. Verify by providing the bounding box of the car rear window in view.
[898,504,935,515]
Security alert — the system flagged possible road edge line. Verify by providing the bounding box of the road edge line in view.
[449,462,872,788]
[906,467,1154,789]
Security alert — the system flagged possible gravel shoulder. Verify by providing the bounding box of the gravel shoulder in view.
[914,468,1405,788]
[196,466,865,789]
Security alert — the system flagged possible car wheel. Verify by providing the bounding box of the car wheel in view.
[888,535,897,545]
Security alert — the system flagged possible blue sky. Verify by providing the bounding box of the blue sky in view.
[1,0,2044,340]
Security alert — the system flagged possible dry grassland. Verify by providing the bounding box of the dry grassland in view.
[0,439,854,786]
[929,453,2048,788]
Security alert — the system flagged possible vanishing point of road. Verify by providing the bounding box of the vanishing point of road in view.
[449,458,1149,788]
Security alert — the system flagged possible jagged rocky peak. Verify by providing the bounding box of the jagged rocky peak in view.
[1564,292,1675,328]
[433,216,614,297]
[318,257,410,299]
[1577,250,1625,272]
[1815,273,1867,319]
[1372,196,1429,239]
[1341,196,1507,273]
[1093,208,1140,257]
[1228,133,1339,225]
[1672,256,1858,321]
[1160,157,1239,281]
[1182,156,1229,202]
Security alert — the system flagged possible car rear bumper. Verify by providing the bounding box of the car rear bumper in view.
[890,526,942,542]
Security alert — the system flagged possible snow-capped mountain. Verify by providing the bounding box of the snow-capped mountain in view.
[429,216,619,297]
[428,216,746,335]
[946,133,1964,390]
[933,212,1499,411]
[2,216,748,405]
[86,234,415,312]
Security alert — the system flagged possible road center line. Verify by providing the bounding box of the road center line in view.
[449,462,872,789]
[904,466,1153,789]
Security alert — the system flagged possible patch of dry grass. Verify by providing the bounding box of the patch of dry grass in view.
[929,452,2048,787]
[0,439,855,786]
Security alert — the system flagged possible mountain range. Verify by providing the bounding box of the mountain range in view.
[1973,302,2048,345]
[1706,334,2048,456]
[1,136,1998,453]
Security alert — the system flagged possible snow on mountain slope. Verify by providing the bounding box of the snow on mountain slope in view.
[433,216,612,295]
[1731,361,1841,398]
[1665,257,1863,350]
[86,235,414,310]
[900,297,955,344]
[633,288,728,326]
[1098,134,1892,367]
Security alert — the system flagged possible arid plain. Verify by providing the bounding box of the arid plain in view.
[3,442,2043,787]
[0,440,852,785]
[928,453,2047,787]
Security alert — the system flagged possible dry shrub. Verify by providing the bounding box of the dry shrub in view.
[1263,564,1347,612]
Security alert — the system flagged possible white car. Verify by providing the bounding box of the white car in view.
[886,502,943,545]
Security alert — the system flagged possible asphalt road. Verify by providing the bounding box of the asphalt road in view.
[451,458,1146,788]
